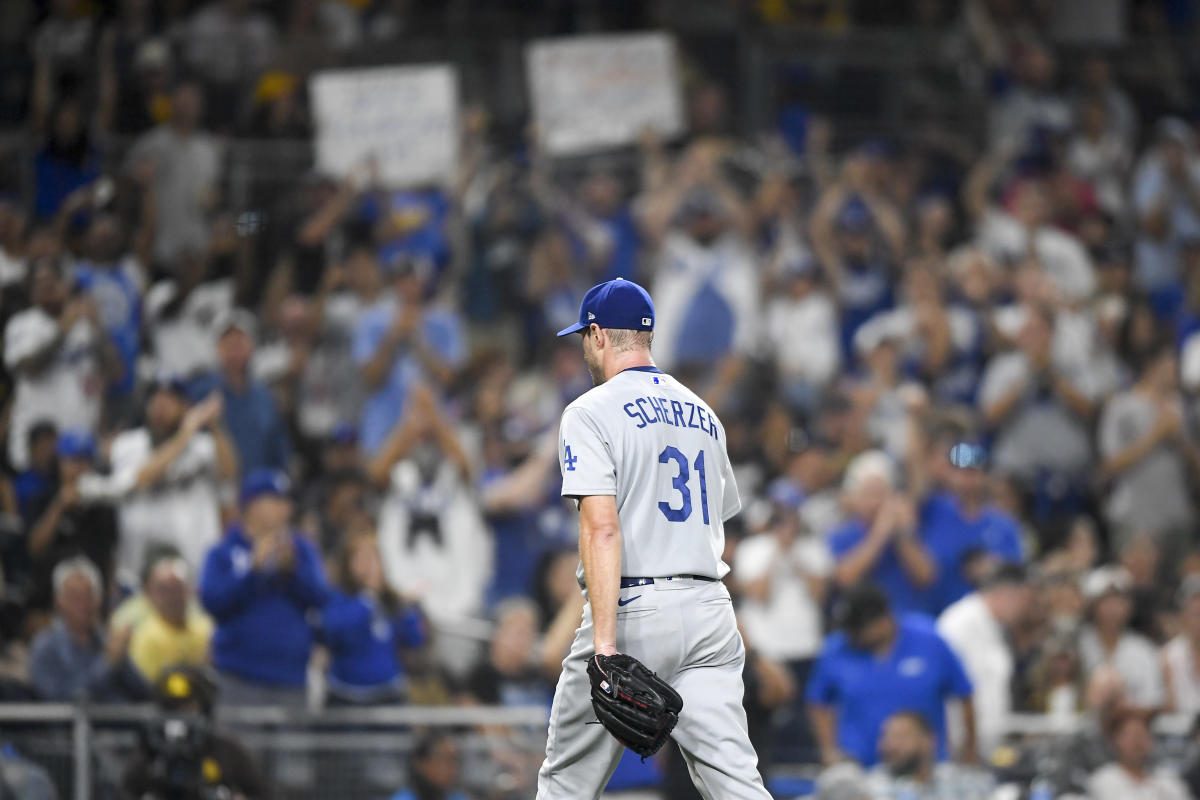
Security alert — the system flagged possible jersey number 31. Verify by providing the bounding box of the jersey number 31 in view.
[657,446,710,525]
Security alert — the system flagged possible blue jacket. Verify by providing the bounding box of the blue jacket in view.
[200,527,329,687]
[321,591,425,690]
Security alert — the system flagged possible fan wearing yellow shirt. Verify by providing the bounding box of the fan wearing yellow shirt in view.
[129,556,213,684]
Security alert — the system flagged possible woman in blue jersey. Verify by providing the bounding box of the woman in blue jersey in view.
[321,530,425,705]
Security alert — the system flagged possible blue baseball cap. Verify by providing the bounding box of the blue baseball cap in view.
[56,429,96,461]
[239,468,292,507]
[556,278,655,337]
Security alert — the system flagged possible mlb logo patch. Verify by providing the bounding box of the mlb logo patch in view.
[642,317,652,326]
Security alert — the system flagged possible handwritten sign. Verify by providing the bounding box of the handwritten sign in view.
[310,64,459,187]
[526,33,684,156]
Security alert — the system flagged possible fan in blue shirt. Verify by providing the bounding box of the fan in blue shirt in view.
[353,257,464,455]
[214,311,292,473]
[73,215,144,398]
[919,435,1025,614]
[806,584,975,767]
[828,451,938,617]
[321,531,426,704]
[200,471,329,695]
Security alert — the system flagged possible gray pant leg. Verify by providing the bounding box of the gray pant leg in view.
[537,601,624,800]
[670,591,771,800]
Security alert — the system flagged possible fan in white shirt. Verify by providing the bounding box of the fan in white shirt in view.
[734,479,832,666]
[762,254,840,413]
[936,565,1034,760]
[92,378,238,587]
[1088,711,1189,800]
[3,258,111,470]
[143,256,234,379]
[1078,567,1166,711]
[369,385,490,629]
[1163,576,1200,715]
[975,181,1097,305]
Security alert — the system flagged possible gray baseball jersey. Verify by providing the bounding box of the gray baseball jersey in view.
[538,366,770,800]
[557,366,740,580]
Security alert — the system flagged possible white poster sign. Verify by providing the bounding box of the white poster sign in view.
[527,32,684,156]
[310,64,459,187]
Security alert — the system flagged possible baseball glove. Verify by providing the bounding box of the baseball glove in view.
[587,653,683,758]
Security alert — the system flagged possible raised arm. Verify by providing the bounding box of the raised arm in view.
[134,395,223,490]
[832,502,895,589]
[810,181,849,290]
[890,496,937,589]
[481,433,558,514]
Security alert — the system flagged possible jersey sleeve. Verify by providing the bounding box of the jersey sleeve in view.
[559,406,617,497]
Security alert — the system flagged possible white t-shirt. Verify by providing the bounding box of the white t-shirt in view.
[937,593,1012,759]
[559,367,740,581]
[377,460,492,625]
[734,532,831,661]
[977,209,1096,302]
[763,291,840,385]
[1067,132,1130,217]
[1078,625,1166,708]
[107,427,222,586]
[3,309,100,469]
[1088,764,1190,800]
[1163,635,1200,715]
[144,277,233,377]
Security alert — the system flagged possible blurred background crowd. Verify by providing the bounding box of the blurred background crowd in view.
[4,0,1200,798]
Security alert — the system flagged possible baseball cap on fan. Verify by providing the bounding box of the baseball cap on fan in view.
[556,278,655,337]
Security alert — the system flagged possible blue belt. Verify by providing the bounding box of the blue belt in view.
[619,575,717,588]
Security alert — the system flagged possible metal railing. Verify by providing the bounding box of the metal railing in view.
[0,702,550,800]
[2,704,1197,800]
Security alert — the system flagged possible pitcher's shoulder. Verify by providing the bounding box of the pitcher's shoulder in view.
[560,385,621,427]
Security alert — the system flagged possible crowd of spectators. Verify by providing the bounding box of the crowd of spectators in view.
[4,0,1200,798]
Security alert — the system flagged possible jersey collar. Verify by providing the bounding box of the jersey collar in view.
[619,365,663,375]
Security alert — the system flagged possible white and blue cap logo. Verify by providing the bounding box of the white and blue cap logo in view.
[556,277,655,337]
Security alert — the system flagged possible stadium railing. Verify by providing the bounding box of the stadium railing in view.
[1,704,1195,800]
[0,702,549,800]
